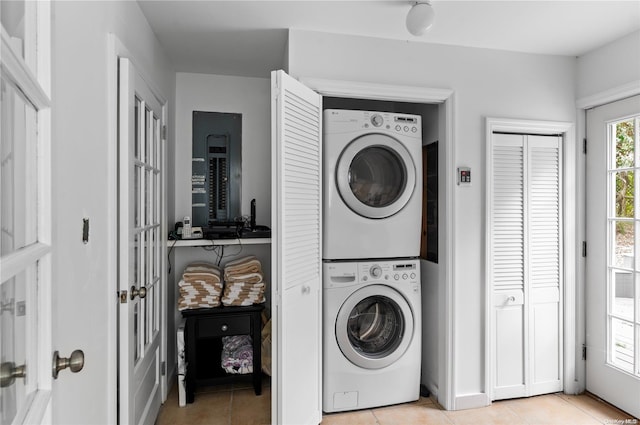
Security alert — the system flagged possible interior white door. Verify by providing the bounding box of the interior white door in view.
[271,69,322,425]
[586,95,640,418]
[118,57,164,425]
[489,133,563,400]
[1,2,55,423]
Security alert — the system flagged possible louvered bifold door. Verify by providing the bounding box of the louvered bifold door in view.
[491,134,527,400]
[490,133,563,400]
[271,70,322,425]
[527,135,563,396]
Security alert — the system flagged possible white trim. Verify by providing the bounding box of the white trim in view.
[106,34,122,425]
[0,244,51,283]
[485,117,576,402]
[300,77,453,103]
[454,393,491,411]
[296,76,456,410]
[0,31,50,110]
[576,80,640,110]
[443,94,456,411]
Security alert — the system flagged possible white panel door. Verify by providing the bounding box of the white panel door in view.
[271,70,322,425]
[490,135,526,399]
[527,135,562,396]
[586,95,640,418]
[489,133,562,400]
[118,57,164,425]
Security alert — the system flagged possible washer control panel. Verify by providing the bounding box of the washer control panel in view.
[358,260,419,284]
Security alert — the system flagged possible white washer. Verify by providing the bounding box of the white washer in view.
[323,259,421,413]
[323,109,422,260]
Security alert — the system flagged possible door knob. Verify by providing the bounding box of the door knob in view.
[0,362,26,388]
[130,285,147,300]
[52,350,84,379]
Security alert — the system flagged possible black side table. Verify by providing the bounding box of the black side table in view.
[181,304,264,403]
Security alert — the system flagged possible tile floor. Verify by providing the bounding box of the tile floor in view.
[156,378,638,425]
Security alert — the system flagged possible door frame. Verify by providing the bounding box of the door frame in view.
[300,77,456,409]
[574,81,640,393]
[484,118,576,402]
[107,34,169,424]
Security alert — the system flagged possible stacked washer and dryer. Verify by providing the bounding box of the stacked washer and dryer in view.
[322,109,423,413]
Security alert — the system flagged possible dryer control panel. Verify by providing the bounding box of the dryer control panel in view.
[324,109,422,140]
[362,112,420,137]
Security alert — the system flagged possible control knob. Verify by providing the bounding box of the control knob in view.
[370,265,382,278]
[371,114,384,127]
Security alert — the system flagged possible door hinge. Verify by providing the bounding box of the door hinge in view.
[162,125,167,140]
[161,361,166,376]
[582,344,587,360]
[583,138,587,154]
[119,290,128,303]
[582,241,587,257]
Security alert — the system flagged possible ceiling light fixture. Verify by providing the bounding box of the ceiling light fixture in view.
[406,1,435,36]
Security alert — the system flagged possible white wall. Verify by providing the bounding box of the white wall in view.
[174,73,271,225]
[287,29,577,407]
[51,2,174,423]
[576,30,640,103]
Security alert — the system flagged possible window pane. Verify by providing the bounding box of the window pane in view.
[615,119,635,169]
[612,221,634,269]
[614,171,634,218]
[1,77,38,256]
[134,98,141,160]
[1,265,36,424]
[1,1,26,60]
[611,317,634,373]
[611,269,634,321]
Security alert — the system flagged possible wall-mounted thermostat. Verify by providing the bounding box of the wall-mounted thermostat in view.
[458,167,471,185]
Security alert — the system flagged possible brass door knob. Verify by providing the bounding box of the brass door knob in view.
[130,285,147,300]
[52,350,84,379]
[0,362,26,388]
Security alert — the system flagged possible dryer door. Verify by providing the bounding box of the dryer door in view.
[335,284,414,369]
[336,134,416,218]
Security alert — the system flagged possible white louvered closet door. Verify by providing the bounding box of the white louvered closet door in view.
[271,70,322,425]
[490,133,562,401]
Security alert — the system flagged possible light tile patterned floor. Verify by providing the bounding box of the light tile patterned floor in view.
[156,378,638,425]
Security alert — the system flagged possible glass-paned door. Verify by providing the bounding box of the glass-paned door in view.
[118,57,164,425]
[586,95,640,418]
[0,1,53,423]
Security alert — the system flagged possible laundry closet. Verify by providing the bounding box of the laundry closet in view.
[170,72,444,418]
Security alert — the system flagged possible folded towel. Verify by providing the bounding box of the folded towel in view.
[225,272,263,285]
[223,256,262,276]
[221,293,265,307]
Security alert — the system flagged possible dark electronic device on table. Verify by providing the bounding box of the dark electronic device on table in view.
[241,199,271,238]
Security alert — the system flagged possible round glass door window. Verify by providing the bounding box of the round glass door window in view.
[349,147,406,208]
[336,134,416,219]
[346,295,404,358]
[335,284,414,369]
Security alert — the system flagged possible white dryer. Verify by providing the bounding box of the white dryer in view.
[323,259,421,413]
[323,109,423,260]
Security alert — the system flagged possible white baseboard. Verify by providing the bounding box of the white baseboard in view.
[454,393,490,410]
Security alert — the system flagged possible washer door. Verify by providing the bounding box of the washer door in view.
[336,133,416,219]
[335,284,414,369]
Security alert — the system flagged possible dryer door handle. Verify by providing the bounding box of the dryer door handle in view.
[301,285,311,295]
